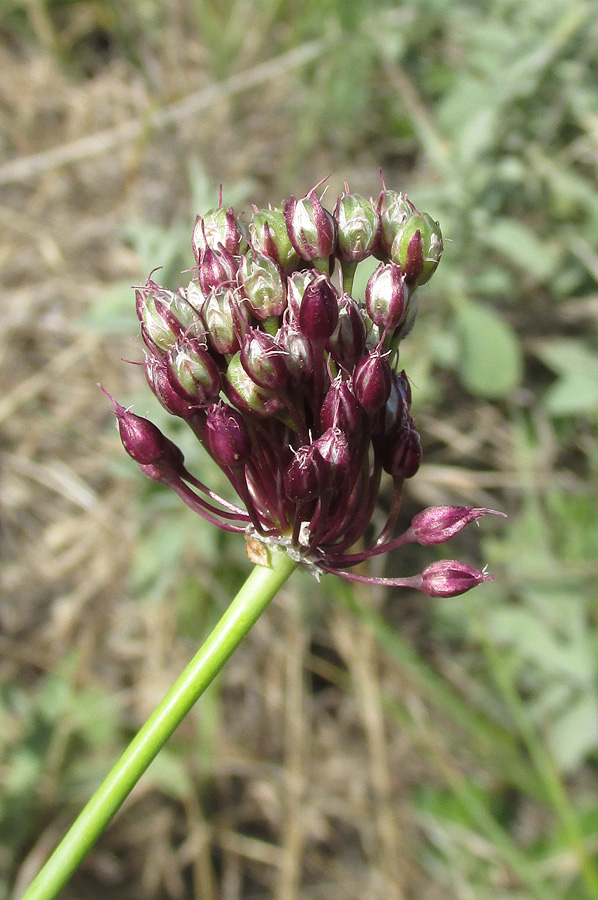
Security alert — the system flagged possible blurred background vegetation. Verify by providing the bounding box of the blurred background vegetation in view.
[2,0,598,897]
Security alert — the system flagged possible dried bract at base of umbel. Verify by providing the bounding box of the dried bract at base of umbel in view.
[108,175,502,597]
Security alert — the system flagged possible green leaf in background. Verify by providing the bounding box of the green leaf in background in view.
[482,217,559,282]
[456,299,523,399]
[534,338,598,417]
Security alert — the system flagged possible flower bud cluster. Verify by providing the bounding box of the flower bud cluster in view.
[112,176,500,597]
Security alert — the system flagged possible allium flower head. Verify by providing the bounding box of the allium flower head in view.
[107,177,503,597]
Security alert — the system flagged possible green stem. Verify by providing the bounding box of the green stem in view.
[20,547,297,900]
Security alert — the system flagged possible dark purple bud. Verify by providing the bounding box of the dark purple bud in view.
[249,207,299,272]
[299,274,339,341]
[366,262,409,331]
[420,560,494,598]
[326,296,366,370]
[352,351,392,412]
[283,443,328,502]
[333,191,379,262]
[313,427,350,491]
[320,378,363,435]
[238,250,287,320]
[137,280,203,352]
[167,337,221,403]
[201,286,248,356]
[205,402,251,468]
[145,355,200,418]
[404,506,507,546]
[375,189,417,259]
[225,352,286,418]
[284,188,337,264]
[102,389,184,469]
[381,424,422,478]
[197,245,238,294]
[192,207,248,260]
[373,369,411,436]
[278,322,314,386]
[240,328,288,390]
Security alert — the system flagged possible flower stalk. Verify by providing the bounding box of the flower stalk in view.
[20,548,297,900]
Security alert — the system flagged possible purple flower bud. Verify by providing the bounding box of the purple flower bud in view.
[238,250,287,320]
[103,390,184,469]
[366,262,409,331]
[352,351,392,412]
[420,560,494,598]
[380,424,422,478]
[240,328,288,391]
[137,280,203,352]
[373,369,411,436]
[277,322,314,386]
[375,189,416,259]
[320,378,363,435]
[205,402,251,468]
[334,190,380,262]
[225,352,287,418]
[197,245,238,294]
[405,506,507,546]
[283,443,328,502]
[326,296,366,370]
[167,337,221,403]
[201,286,248,356]
[390,212,443,286]
[145,354,200,418]
[284,188,337,264]
[192,207,248,259]
[287,270,317,321]
[313,427,351,491]
[249,207,299,272]
[298,273,339,341]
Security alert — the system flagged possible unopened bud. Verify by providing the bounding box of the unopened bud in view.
[287,270,317,321]
[380,424,421,478]
[352,351,392,412]
[284,189,337,265]
[240,328,288,391]
[239,250,287,320]
[197,245,238,294]
[278,322,314,386]
[137,280,203,352]
[420,560,494,598]
[334,191,379,262]
[390,212,443,286]
[320,378,363,435]
[201,286,247,356]
[205,402,251,467]
[284,443,328,502]
[313,427,350,491]
[145,354,200,418]
[373,370,411,436]
[366,262,409,331]
[104,389,184,470]
[192,207,248,259]
[167,337,221,403]
[225,352,286,417]
[405,506,506,546]
[299,274,339,341]
[326,297,366,369]
[376,190,416,258]
[249,207,299,272]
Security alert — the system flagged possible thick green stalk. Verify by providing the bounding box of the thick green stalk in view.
[20,547,297,900]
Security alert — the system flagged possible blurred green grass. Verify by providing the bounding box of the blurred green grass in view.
[3,0,598,897]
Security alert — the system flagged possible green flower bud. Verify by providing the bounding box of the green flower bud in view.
[192,206,248,259]
[224,352,286,417]
[239,250,287,320]
[376,190,416,259]
[137,282,204,352]
[334,191,379,262]
[201,286,247,356]
[249,207,299,272]
[390,212,443,286]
